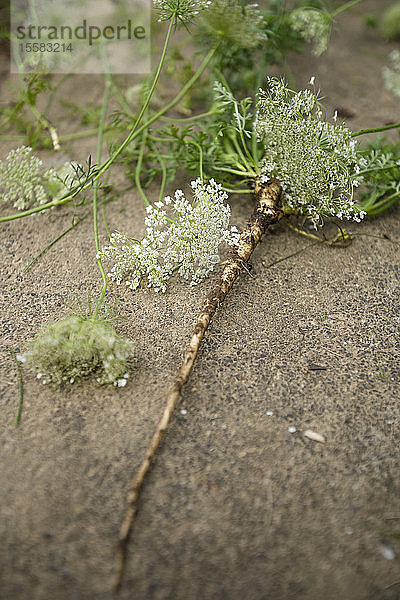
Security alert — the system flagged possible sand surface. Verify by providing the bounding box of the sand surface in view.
[1,2,400,598]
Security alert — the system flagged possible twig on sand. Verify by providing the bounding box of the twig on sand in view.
[114,178,283,591]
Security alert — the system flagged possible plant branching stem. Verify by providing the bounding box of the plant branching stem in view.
[0,44,217,224]
[114,179,283,591]
[285,219,352,246]
[331,0,364,18]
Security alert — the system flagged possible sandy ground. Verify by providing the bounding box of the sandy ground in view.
[1,2,400,599]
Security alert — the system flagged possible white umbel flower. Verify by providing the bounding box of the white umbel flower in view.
[100,179,239,292]
[255,77,366,227]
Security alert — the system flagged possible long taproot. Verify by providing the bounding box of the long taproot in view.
[115,178,283,590]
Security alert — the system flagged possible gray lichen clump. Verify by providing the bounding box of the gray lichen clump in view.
[24,316,134,386]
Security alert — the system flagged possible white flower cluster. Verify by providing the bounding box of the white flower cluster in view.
[289,8,332,56]
[383,50,400,98]
[0,146,78,211]
[100,178,240,292]
[25,315,134,386]
[255,77,366,227]
[153,0,211,23]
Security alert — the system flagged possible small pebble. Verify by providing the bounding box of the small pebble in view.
[288,426,296,434]
[379,544,395,561]
[304,430,326,443]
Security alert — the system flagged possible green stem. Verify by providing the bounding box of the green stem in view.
[0,40,218,224]
[95,42,217,180]
[92,18,176,178]
[365,191,400,215]
[265,240,321,269]
[135,128,150,206]
[187,140,204,180]
[331,0,364,17]
[26,101,58,148]
[356,163,400,177]
[0,195,75,223]
[6,346,24,427]
[93,52,112,319]
[0,135,25,141]
[222,187,252,194]
[60,128,112,142]
[102,198,112,238]
[230,133,256,175]
[351,232,400,247]
[23,213,89,273]
[44,71,72,115]
[351,122,400,137]
[0,99,25,132]
[212,165,255,177]
[160,110,216,123]
[151,141,168,202]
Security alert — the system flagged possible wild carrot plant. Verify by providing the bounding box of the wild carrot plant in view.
[2,0,400,591]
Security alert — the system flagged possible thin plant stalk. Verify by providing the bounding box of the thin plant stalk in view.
[351,122,400,137]
[60,128,112,142]
[93,50,112,319]
[135,128,150,206]
[331,0,364,17]
[263,239,321,269]
[23,213,89,273]
[6,346,24,427]
[114,178,283,591]
[150,141,168,202]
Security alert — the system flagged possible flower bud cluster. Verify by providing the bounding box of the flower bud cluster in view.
[24,316,134,386]
[255,77,366,227]
[100,178,240,292]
